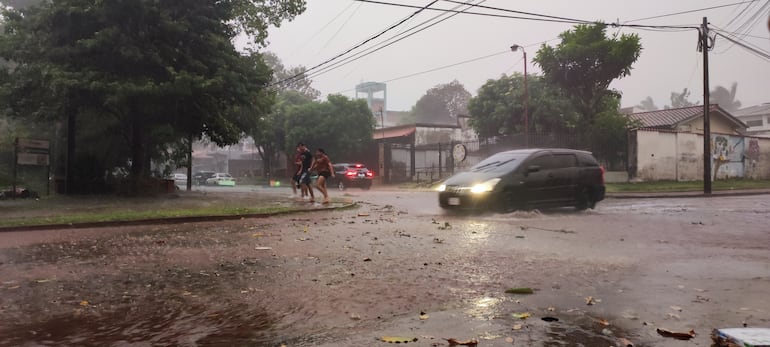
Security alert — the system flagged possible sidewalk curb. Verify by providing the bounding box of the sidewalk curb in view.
[607,189,770,199]
[0,203,357,233]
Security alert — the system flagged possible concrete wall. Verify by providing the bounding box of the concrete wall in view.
[679,116,742,135]
[632,129,770,181]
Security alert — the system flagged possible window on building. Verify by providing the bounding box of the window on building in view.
[746,119,763,127]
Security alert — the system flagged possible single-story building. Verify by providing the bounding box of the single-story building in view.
[627,104,746,135]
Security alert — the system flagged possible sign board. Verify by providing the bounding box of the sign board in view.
[17,153,50,166]
[17,138,50,150]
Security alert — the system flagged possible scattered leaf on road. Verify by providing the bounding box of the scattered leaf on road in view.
[419,311,430,320]
[512,324,523,330]
[505,337,514,343]
[542,316,559,322]
[254,246,272,250]
[670,305,683,312]
[363,258,372,262]
[34,279,50,283]
[358,213,370,217]
[79,300,89,306]
[656,328,696,340]
[380,336,418,343]
[505,287,534,294]
[512,312,531,320]
[445,338,478,346]
[585,296,596,305]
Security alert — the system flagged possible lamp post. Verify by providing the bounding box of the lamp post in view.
[510,44,529,148]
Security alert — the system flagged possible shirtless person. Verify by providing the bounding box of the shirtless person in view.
[297,143,315,203]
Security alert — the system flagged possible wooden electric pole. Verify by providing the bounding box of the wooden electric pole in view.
[700,17,712,194]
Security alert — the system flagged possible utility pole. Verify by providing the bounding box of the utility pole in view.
[700,17,712,194]
[510,44,529,148]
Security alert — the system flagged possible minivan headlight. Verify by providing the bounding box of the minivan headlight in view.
[436,184,447,192]
[470,178,501,194]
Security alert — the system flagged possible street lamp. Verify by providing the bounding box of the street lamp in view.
[510,44,529,148]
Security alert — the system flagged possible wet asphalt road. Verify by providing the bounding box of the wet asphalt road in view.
[0,189,769,347]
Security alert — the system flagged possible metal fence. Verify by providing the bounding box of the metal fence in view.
[381,130,624,183]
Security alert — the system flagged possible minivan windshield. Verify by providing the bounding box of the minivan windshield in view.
[470,152,527,173]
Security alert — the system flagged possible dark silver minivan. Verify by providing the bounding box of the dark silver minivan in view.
[437,148,605,211]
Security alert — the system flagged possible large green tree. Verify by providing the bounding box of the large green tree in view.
[406,80,471,125]
[467,73,579,138]
[0,0,304,193]
[534,23,641,126]
[283,95,374,161]
[253,52,318,176]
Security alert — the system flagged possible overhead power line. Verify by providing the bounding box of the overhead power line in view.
[270,0,439,88]
[439,0,591,24]
[303,0,483,82]
[626,0,758,23]
[713,30,770,60]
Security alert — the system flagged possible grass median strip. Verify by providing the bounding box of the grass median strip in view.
[0,205,296,228]
[606,179,770,193]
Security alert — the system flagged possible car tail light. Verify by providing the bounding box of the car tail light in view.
[345,170,356,177]
[366,171,374,177]
[355,164,363,168]
[600,166,605,184]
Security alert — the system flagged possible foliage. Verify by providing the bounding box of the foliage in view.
[0,0,302,193]
[585,96,637,169]
[252,52,318,176]
[710,82,741,112]
[467,73,579,138]
[283,94,375,161]
[637,96,658,111]
[534,23,641,125]
[408,80,471,125]
[666,88,700,109]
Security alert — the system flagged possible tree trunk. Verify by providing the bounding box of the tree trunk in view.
[129,119,149,195]
[64,104,77,195]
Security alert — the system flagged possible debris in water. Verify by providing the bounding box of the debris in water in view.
[585,296,597,305]
[512,312,531,320]
[254,246,272,250]
[79,300,89,306]
[512,324,523,330]
[505,287,534,294]
[380,336,418,343]
[541,316,559,322]
[657,328,696,340]
[505,337,514,343]
[712,327,770,347]
[358,212,370,217]
[363,258,372,262]
[419,311,430,320]
[445,338,478,346]
[670,305,683,312]
[617,337,635,347]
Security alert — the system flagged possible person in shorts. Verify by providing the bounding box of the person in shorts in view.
[310,148,334,204]
[297,143,315,202]
[291,145,303,198]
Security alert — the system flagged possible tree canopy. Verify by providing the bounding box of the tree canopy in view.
[0,0,305,193]
[406,80,471,125]
[467,73,578,138]
[534,23,641,125]
[667,88,700,109]
[710,82,741,112]
[283,94,374,161]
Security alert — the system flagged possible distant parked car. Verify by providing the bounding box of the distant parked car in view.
[329,163,374,190]
[437,148,605,212]
[193,171,215,185]
[205,173,235,186]
[167,173,188,189]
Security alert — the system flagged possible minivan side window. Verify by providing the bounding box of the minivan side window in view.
[552,154,578,169]
[528,155,554,170]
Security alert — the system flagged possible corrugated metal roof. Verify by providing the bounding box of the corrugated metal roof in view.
[628,105,707,128]
[734,103,770,117]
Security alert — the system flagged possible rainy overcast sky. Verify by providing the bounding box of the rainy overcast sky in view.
[257,0,770,112]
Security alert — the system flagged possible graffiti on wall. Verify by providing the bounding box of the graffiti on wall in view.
[711,135,744,179]
[744,138,761,178]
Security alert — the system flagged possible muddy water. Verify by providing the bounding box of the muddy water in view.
[1,192,769,346]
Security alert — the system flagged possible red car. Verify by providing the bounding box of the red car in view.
[330,163,374,190]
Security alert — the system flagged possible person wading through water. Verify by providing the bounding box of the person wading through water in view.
[297,143,315,203]
[310,148,334,204]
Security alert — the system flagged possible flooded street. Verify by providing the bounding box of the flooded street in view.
[1,190,769,346]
